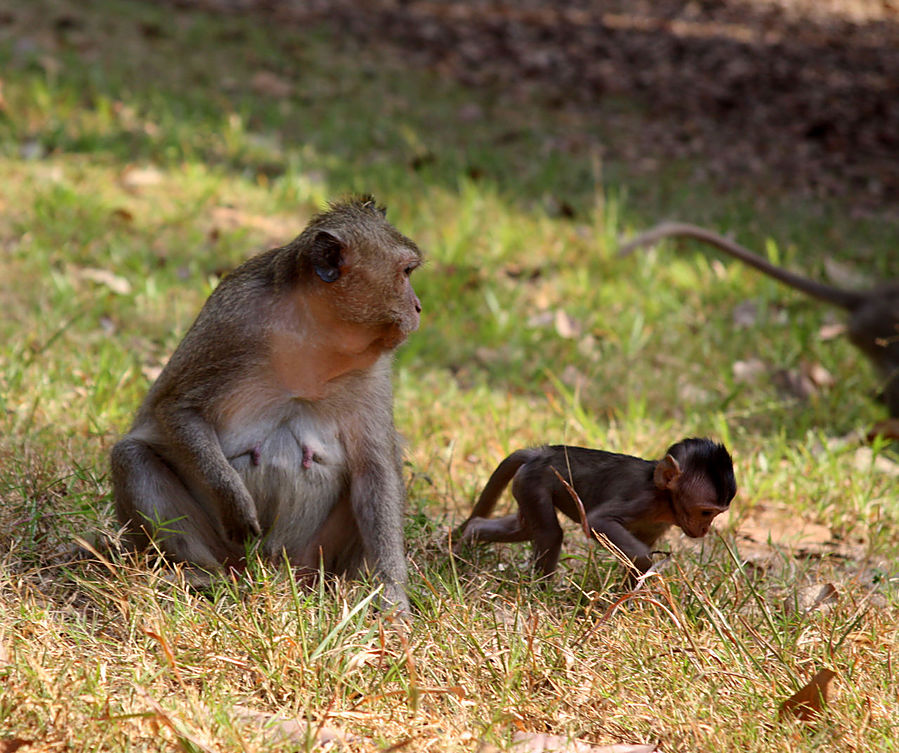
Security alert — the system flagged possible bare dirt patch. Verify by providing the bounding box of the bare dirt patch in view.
[174,0,899,209]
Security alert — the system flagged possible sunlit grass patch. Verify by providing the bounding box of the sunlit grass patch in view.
[0,0,897,750]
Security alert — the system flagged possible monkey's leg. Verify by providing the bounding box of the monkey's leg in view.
[348,459,410,614]
[459,514,532,544]
[512,485,564,577]
[111,437,241,570]
[452,513,527,558]
[295,496,364,575]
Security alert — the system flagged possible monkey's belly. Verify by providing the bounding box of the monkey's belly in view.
[225,411,349,560]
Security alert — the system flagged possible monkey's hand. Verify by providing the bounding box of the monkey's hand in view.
[218,490,262,543]
[156,404,262,543]
[379,581,412,620]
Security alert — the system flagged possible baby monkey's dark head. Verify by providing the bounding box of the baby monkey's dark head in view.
[653,437,736,539]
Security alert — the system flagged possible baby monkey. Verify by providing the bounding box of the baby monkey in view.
[457,438,736,577]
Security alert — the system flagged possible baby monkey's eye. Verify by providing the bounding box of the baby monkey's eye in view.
[404,265,416,276]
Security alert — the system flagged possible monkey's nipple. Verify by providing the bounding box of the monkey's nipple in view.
[301,444,321,469]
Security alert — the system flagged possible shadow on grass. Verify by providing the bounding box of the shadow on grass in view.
[0,0,894,437]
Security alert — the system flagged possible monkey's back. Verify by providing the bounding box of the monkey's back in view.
[523,445,657,521]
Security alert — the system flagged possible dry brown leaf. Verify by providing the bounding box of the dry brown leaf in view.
[511,733,657,753]
[778,668,836,722]
[773,367,816,400]
[0,739,33,753]
[824,257,869,289]
[231,705,347,747]
[737,504,834,550]
[561,364,588,392]
[554,309,581,339]
[39,54,62,76]
[141,363,164,383]
[77,267,132,295]
[852,447,899,477]
[677,379,712,403]
[783,583,839,616]
[818,322,846,341]
[251,70,293,98]
[534,288,552,311]
[207,206,299,245]
[801,360,834,389]
[345,648,381,672]
[474,346,502,365]
[732,300,758,328]
[120,165,163,188]
[457,103,483,122]
[577,334,598,358]
[732,358,767,384]
[527,311,554,328]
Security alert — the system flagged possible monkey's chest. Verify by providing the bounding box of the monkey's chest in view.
[628,520,671,547]
[223,408,349,546]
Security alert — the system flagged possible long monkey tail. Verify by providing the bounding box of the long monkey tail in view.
[619,222,865,311]
[457,449,540,533]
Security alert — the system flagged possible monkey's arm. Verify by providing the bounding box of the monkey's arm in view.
[346,433,410,614]
[155,402,261,543]
[586,511,657,574]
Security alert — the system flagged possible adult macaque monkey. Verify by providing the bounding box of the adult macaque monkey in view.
[619,223,899,418]
[457,438,736,578]
[111,196,422,614]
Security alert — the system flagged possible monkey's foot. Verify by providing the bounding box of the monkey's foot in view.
[868,418,899,442]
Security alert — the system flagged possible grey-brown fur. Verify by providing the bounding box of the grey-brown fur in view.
[111,196,422,613]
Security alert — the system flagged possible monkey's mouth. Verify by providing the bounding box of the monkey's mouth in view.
[379,325,410,349]
[676,518,706,539]
[398,313,420,335]
[385,315,419,342]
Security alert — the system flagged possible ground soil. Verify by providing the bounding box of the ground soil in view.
[174,0,899,210]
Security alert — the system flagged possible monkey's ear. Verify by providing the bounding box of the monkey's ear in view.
[653,454,681,490]
[310,231,344,283]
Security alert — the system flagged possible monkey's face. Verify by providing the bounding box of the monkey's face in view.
[302,205,423,351]
[671,479,728,539]
[386,256,423,338]
[336,250,421,348]
[327,225,422,339]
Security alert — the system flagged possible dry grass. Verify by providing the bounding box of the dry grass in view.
[1,1,897,751]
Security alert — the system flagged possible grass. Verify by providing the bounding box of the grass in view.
[1,0,898,750]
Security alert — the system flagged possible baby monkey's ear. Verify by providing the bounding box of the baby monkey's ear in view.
[653,454,681,490]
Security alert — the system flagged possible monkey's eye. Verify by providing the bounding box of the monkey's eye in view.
[403,265,416,277]
[701,510,714,517]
